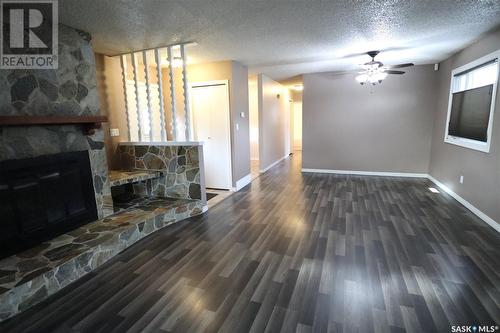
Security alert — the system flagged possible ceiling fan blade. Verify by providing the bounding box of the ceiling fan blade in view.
[385,70,405,74]
[339,47,410,59]
[326,70,359,76]
[389,63,414,69]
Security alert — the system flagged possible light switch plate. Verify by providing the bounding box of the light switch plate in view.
[236,123,239,131]
[240,112,245,118]
[110,128,120,137]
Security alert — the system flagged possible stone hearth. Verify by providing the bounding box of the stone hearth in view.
[0,196,204,321]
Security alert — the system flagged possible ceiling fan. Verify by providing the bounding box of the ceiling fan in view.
[355,51,414,85]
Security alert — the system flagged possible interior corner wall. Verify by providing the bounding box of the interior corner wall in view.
[302,65,438,173]
[95,53,128,170]
[258,74,290,171]
[428,28,500,223]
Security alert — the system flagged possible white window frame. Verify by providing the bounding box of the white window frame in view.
[444,49,500,153]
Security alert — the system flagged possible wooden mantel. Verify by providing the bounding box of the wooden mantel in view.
[0,115,108,135]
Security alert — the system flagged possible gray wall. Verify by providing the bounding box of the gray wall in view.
[302,65,438,173]
[429,28,500,223]
[258,74,289,170]
[231,62,251,184]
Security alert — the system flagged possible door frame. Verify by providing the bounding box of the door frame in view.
[289,98,294,154]
[189,80,233,190]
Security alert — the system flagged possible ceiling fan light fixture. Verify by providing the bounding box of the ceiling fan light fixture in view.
[355,73,369,84]
[374,72,387,81]
[356,70,386,85]
[354,51,414,86]
[368,75,379,84]
[363,63,380,71]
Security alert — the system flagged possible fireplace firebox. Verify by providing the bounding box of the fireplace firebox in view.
[0,151,98,259]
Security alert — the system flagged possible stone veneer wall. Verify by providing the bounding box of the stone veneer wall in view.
[118,143,206,203]
[0,24,113,218]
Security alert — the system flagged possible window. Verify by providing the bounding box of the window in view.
[444,50,499,152]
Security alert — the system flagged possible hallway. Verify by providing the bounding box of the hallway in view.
[2,153,499,332]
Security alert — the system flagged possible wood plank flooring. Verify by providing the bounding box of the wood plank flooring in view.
[2,152,499,332]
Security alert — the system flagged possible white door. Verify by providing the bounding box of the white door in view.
[191,81,232,189]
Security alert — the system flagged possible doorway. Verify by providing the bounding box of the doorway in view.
[292,96,302,151]
[190,80,232,190]
[248,76,260,180]
[290,84,303,151]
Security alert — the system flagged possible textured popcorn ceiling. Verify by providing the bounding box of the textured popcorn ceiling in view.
[58,0,500,80]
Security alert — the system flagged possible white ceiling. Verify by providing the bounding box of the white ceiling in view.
[59,0,500,80]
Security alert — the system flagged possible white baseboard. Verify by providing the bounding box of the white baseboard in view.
[233,173,252,191]
[301,168,428,178]
[427,175,500,233]
[260,155,289,174]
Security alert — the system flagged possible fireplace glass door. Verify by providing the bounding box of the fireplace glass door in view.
[0,151,98,258]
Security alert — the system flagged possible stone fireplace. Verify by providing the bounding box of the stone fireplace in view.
[0,24,114,320]
[0,24,206,322]
[0,24,113,220]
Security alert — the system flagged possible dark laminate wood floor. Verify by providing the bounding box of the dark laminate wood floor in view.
[2,153,499,333]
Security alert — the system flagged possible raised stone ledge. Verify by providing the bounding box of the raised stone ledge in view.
[118,143,206,202]
[109,170,163,187]
[0,197,205,322]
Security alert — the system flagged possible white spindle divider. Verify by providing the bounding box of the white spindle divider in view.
[131,52,142,141]
[117,43,195,142]
[167,46,177,141]
[119,55,131,140]
[142,50,154,141]
[154,48,167,141]
[180,44,192,141]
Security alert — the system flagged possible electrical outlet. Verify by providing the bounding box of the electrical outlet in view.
[236,123,239,131]
[110,128,120,137]
[459,175,464,184]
